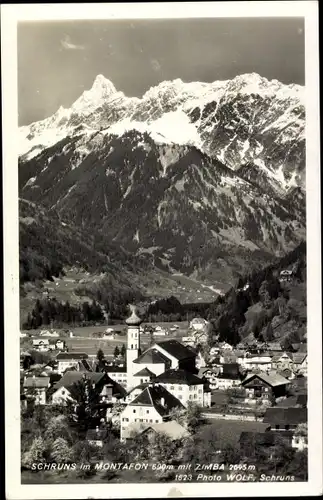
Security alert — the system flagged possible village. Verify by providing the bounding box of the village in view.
[20,295,308,481]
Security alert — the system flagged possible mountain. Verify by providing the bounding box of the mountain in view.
[18,73,306,284]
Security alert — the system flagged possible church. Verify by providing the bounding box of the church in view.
[125,305,198,390]
[119,305,211,440]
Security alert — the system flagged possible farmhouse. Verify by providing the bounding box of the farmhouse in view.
[153,369,208,407]
[23,375,50,405]
[189,317,209,331]
[263,407,307,432]
[241,372,290,404]
[125,421,190,443]
[32,339,50,352]
[120,384,184,441]
[212,363,243,390]
[51,371,125,405]
[56,352,89,374]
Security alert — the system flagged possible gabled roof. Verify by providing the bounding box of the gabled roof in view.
[104,364,127,373]
[133,348,170,365]
[130,385,184,416]
[239,431,276,447]
[56,352,88,360]
[156,340,196,360]
[218,363,241,380]
[142,421,190,440]
[154,369,204,386]
[292,353,307,364]
[242,372,289,387]
[24,376,50,388]
[134,367,156,377]
[263,407,307,426]
[53,371,106,391]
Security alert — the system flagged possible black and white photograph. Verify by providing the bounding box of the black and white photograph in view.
[2,2,321,498]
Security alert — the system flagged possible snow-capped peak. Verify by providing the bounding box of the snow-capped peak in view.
[91,74,117,95]
[71,74,117,111]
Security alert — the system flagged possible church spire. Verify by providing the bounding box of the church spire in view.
[125,304,142,326]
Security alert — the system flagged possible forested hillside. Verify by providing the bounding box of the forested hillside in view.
[204,241,306,348]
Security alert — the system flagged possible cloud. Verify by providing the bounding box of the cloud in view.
[151,58,161,72]
[61,35,85,50]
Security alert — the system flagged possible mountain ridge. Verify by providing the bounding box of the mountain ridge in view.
[19,72,305,196]
[18,72,306,285]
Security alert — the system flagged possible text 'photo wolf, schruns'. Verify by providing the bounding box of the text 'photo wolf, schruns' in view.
[19,17,308,484]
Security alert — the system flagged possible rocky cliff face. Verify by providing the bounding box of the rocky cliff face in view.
[19,73,306,284]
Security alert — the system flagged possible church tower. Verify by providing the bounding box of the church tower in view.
[126,304,142,390]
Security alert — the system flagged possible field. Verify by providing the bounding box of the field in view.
[21,321,191,356]
[20,266,231,326]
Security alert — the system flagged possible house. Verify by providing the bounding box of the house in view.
[212,363,243,390]
[182,336,195,347]
[55,339,66,351]
[153,369,209,407]
[189,317,209,331]
[133,367,156,385]
[242,353,273,372]
[120,384,184,441]
[292,353,307,376]
[51,371,126,405]
[23,375,50,405]
[152,340,197,372]
[124,420,190,442]
[104,364,128,387]
[218,342,233,351]
[263,407,307,432]
[132,349,172,378]
[279,269,294,282]
[134,340,197,376]
[86,426,108,447]
[32,339,50,352]
[266,342,283,352]
[56,352,89,374]
[154,328,169,336]
[271,352,294,371]
[241,372,290,404]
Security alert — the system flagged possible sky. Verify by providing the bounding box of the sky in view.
[18,18,305,126]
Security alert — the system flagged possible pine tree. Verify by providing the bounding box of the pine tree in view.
[120,344,126,357]
[97,349,105,362]
[114,346,120,358]
[51,437,72,463]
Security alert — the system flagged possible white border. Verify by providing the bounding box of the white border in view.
[2,2,321,498]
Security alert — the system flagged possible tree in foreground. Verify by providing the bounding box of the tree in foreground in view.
[51,437,73,463]
[22,436,46,468]
[96,348,105,362]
